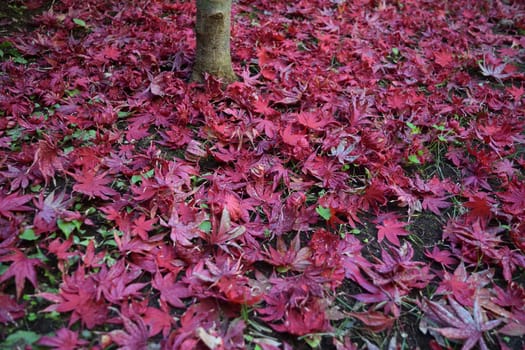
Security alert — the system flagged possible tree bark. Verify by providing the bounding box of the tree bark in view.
[191,0,236,83]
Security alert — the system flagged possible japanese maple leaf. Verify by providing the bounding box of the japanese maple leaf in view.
[422,295,503,350]
[424,247,457,267]
[330,138,359,164]
[463,192,495,222]
[47,237,76,261]
[201,208,246,253]
[33,191,74,233]
[33,191,72,224]
[165,207,201,247]
[349,311,395,332]
[259,288,331,335]
[254,118,278,138]
[359,179,388,211]
[280,123,309,148]
[478,60,511,83]
[264,233,312,272]
[31,136,64,183]
[142,307,173,337]
[506,84,524,101]
[498,182,525,215]
[422,195,450,215]
[152,271,191,309]
[0,293,25,324]
[98,46,120,61]
[216,275,264,305]
[131,215,157,240]
[70,169,118,200]
[94,259,147,303]
[110,314,149,350]
[82,240,105,268]
[434,263,490,307]
[0,165,32,191]
[253,98,277,117]
[434,51,454,67]
[296,111,332,130]
[0,192,33,218]
[37,328,89,350]
[0,249,43,299]
[376,218,410,246]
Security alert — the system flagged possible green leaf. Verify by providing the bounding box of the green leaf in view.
[407,154,421,165]
[276,266,290,273]
[432,124,446,131]
[350,228,361,235]
[144,169,154,178]
[131,174,143,184]
[406,122,421,134]
[65,89,81,97]
[73,18,88,28]
[13,56,27,65]
[304,334,322,348]
[316,205,332,220]
[57,219,81,239]
[117,111,132,118]
[199,220,212,233]
[391,47,400,56]
[19,228,38,241]
[0,330,40,350]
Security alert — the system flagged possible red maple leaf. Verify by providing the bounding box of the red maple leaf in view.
[101,46,120,60]
[434,51,454,67]
[70,169,118,200]
[0,293,25,324]
[359,179,388,211]
[498,182,525,216]
[152,271,191,309]
[464,192,495,222]
[349,311,395,332]
[0,249,43,299]
[37,328,89,350]
[264,233,312,272]
[94,259,147,303]
[424,247,458,267]
[0,192,33,218]
[506,85,524,101]
[376,218,410,246]
[296,111,332,130]
[39,268,108,328]
[280,123,309,148]
[422,295,503,350]
[253,98,277,117]
[131,215,157,240]
[33,191,74,233]
[142,307,173,337]
[31,136,64,183]
[422,195,450,215]
[110,313,149,350]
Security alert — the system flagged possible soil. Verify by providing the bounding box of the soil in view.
[0,0,54,35]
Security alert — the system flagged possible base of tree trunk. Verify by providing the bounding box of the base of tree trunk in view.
[191,0,237,84]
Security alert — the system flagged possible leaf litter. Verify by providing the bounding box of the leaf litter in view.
[0,0,524,349]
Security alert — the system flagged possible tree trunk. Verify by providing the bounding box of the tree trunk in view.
[191,0,236,83]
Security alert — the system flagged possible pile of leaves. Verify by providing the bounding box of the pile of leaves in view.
[1,0,524,349]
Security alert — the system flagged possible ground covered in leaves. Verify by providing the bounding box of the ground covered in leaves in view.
[1,0,525,349]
